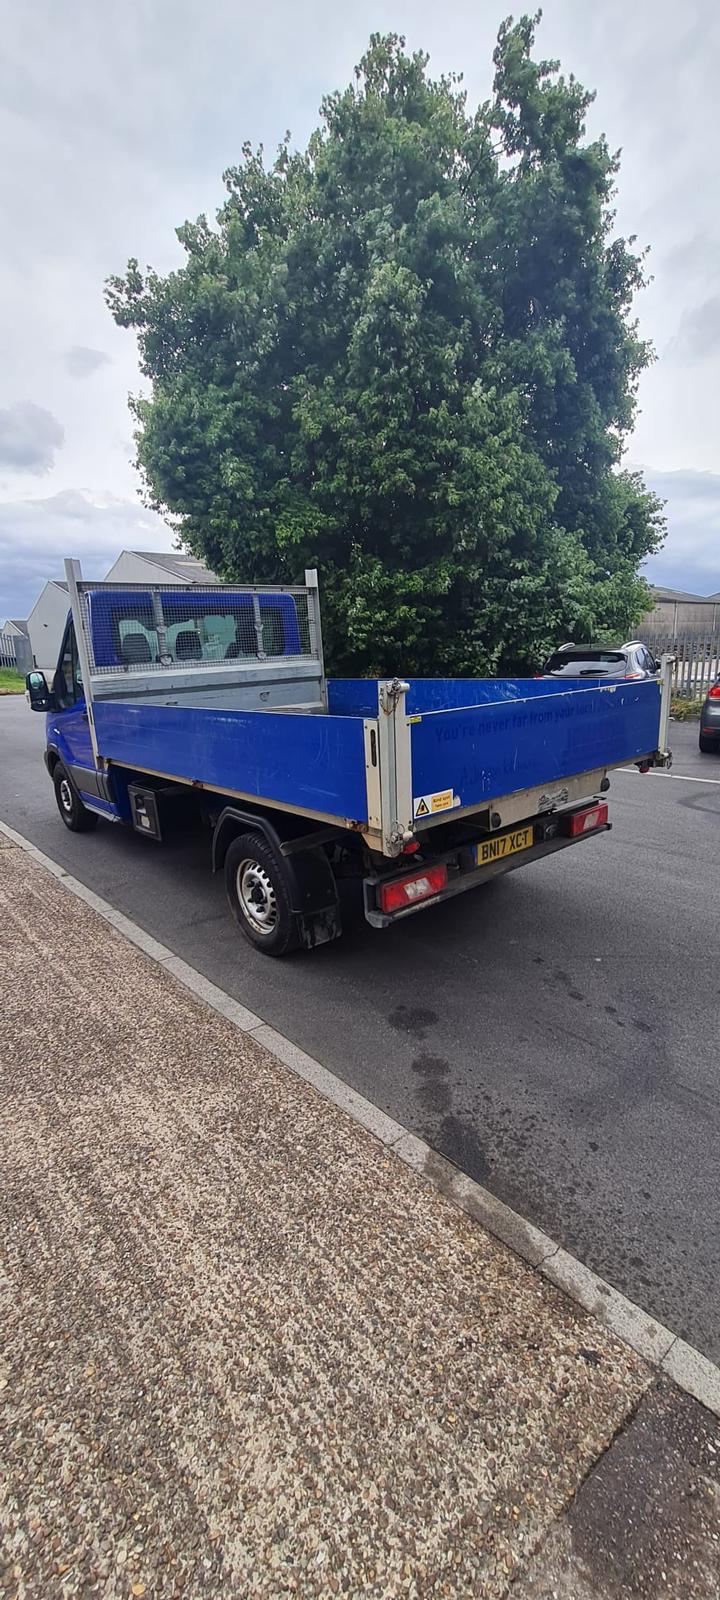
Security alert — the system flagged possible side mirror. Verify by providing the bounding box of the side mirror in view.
[25,670,54,711]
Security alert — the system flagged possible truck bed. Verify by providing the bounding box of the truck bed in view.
[91,673,664,849]
[92,694,368,824]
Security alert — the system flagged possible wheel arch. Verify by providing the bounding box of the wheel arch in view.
[211,805,288,873]
[216,808,341,950]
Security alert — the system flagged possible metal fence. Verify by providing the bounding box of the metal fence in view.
[0,631,31,674]
[637,624,720,699]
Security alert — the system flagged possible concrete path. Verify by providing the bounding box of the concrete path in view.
[0,838,659,1599]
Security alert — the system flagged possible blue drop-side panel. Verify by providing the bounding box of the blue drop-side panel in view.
[93,700,369,823]
[328,675,612,717]
[327,679,380,717]
[403,676,640,712]
[410,679,661,809]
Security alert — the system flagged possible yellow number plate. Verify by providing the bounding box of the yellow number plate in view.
[476,825,534,867]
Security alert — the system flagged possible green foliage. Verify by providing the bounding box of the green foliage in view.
[670,696,702,720]
[107,14,664,675]
[0,669,24,694]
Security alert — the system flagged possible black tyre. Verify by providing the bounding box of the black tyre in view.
[224,832,299,956]
[699,733,719,754]
[53,761,98,833]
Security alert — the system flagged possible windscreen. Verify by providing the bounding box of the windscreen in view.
[545,650,626,677]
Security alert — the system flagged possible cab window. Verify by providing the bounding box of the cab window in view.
[104,596,292,665]
[117,616,158,664]
[54,621,83,708]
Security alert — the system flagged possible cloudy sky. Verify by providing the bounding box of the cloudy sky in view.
[2,0,719,624]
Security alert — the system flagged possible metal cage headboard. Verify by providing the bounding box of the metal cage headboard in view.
[65,562,325,683]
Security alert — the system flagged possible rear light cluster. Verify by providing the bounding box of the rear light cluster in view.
[566,801,609,837]
[707,685,720,700]
[379,863,448,914]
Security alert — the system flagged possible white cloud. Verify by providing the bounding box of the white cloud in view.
[0,489,175,621]
[664,296,720,364]
[0,0,719,602]
[0,402,64,474]
[642,468,720,595]
[62,346,112,379]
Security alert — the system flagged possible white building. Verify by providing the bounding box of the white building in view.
[0,618,31,672]
[22,552,220,677]
[27,580,70,675]
[103,550,220,585]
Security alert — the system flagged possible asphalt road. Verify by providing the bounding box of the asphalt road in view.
[3,695,719,1361]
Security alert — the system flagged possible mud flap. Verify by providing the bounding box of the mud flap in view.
[288,847,342,948]
[296,902,342,950]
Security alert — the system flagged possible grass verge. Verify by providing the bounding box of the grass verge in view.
[0,668,24,694]
[670,696,703,721]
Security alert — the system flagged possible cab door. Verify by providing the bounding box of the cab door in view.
[49,616,95,780]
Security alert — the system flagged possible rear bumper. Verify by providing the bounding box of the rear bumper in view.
[363,817,610,928]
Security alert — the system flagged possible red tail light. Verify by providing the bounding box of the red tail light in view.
[379,864,448,914]
[708,685,720,699]
[624,671,644,680]
[566,802,609,837]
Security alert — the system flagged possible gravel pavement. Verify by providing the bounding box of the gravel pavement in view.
[3,700,719,1362]
[0,839,653,1599]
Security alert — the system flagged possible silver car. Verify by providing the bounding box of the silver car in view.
[541,641,660,681]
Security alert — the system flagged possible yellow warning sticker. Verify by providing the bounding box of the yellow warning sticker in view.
[414,789,455,818]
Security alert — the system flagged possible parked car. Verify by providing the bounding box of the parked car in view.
[699,681,720,754]
[540,642,660,681]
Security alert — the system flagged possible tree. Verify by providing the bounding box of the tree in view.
[106,14,665,676]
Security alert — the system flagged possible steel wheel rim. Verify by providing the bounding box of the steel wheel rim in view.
[59,778,73,814]
[236,859,277,936]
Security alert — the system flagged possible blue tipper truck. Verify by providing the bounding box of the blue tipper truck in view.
[25,560,673,956]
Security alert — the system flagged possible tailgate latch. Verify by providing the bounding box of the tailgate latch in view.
[379,678,410,714]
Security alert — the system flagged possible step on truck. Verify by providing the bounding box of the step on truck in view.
[26,561,673,956]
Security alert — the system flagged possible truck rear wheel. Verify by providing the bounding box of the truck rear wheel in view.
[224,833,300,956]
[53,762,99,833]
